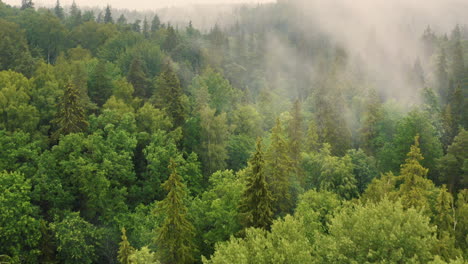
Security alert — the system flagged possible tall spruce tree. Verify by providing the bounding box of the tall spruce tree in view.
[151,15,161,32]
[143,17,149,38]
[52,82,88,140]
[118,227,134,264]
[153,65,186,128]
[104,5,113,24]
[398,135,434,211]
[239,138,274,230]
[156,159,195,264]
[265,118,294,216]
[21,0,34,10]
[288,100,303,167]
[54,0,64,20]
[127,58,150,98]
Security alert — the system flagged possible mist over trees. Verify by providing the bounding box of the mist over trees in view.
[0,0,467,263]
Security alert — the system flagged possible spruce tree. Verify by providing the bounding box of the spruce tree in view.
[156,159,195,264]
[398,135,434,211]
[143,17,149,38]
[151,15,161,32]
[104,5,113,24]
[305,118,320,153]
[127,58,150,98]
[68,1,82,28]
[52,82,88,140]
[54,0,64,20]
[21,0,34,10]
[117,14,127,26]
[265,118,294,216]
[239,138,274,230]
[288,100,303,165]
[436,48,450,104]
[153,65,186,128]
[118,227,134,264]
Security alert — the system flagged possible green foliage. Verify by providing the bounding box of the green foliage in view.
[294,189,341,242]
[0,171,41,263]
[191,170,244,258]
[315,199,438,263]
[0,19,34,75]
[152,65,187,128]
[199,106,229,176]
[51,212,100,264]
[129,246,160,264]
[438,129,468,193]
[118,227,135,264]
[52,82,89,140]
[205,215,312,264]
[155,160,195,264]
[302,144,358,199]
[265,118,294,215]
[0,71,39,132]
[239,139,274,230]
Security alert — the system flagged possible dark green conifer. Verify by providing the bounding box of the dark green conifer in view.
[156,159,195,264]
[54,0,64,20]
[239,138,274,230]
[104,5,113,24]
[266,118,294,215]
[52,82,88,140]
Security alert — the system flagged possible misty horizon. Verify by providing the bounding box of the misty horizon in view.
[3,0,275,10]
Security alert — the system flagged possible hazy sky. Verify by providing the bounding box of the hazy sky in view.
[3,0,275,10]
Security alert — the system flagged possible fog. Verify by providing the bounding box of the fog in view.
[264,0,468,104]
[3,0,274,10]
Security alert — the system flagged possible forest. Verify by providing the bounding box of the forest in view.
[0,0,467,263]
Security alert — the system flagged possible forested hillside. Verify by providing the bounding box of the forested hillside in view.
[0,0,467,263]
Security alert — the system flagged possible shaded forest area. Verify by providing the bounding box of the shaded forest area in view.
[0,0,467,263]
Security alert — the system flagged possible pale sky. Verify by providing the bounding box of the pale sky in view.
[3,0,275,10]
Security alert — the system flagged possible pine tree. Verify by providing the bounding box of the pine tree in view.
[52,82,88,140]
[239,138,274,230]
[21,0,34,10]
[156,159,195,264]
[151,15,161,32]
[54,0,64,20]
[153,65,186,128]
[127,58,150,98]
[118,227,134,264]
[265,118,294,216]
[104,5,113,24]
[398,135,434,211]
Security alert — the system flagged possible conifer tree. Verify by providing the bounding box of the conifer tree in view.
[239,138,274,230]
[151,15,161,32]
[436,48,450,104]
[21,0,34,10]
[54,0,64,20]
[288,100,303,166]
[162,26,178,52]
[305,118,320,153]
[265,118,294,215]
[104,5,113,24]
[156,159,195,264]
[118,227,134,264]
[398,135,434,211]
[153,65,186,128]
[127,58,150,98]
[143,17,150,38]
[68,1,82,28]
[117,14,127,26]
[52,82,88,140]
[435,185,455,235]
[360,88,382,155]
